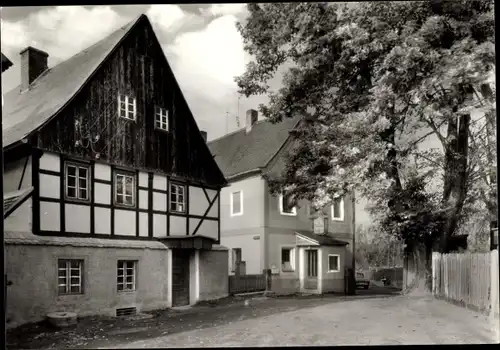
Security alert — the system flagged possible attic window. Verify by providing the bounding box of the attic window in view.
[155,106,169,131]
[118,94,136,121]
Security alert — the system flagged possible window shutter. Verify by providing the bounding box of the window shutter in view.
[290,248,296,270]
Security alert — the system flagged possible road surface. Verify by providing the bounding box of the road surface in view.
[103,295,498,348]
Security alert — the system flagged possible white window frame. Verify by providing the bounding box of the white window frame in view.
[118,94,137,121]
[331,196,344,221]
[114,171,136,207]
[280,246,296,272]
[155,106,169,131]
[58,259,83,295]
[170,183,186,213]
[279,193,297,216]
[65,163,90,201]
[230,190,244,216]
[117,260,137,292]
[327,254,340,273]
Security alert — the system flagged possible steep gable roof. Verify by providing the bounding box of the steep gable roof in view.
[207,115,301,180]
[1,15,143,149]
[1,52,13,72]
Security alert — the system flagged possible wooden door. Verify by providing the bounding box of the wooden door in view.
[304,249,318,290]
[172,249,190,307]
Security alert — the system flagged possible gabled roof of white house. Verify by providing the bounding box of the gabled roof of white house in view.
[1,15,143,149]
[207,115,301,180]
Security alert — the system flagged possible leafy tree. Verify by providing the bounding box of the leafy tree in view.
[235,1,495,291]
[356,225,404,268]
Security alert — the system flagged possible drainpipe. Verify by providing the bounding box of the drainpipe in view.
[351,191,356,294]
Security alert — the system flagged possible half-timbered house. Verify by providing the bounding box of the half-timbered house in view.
[3,14,229,327]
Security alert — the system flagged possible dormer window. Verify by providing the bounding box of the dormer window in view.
[118,94,136,121]
[155,106,169,131]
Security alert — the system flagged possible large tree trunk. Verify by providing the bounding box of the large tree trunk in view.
[402,234,435,295]
[441,112,470,253]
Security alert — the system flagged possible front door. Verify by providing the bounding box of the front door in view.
[172,249,190,307]
[304,249,318,289]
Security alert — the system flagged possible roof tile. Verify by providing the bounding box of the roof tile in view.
[207,116,301,178]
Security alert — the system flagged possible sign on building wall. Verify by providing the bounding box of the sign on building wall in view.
[313,214,328,235]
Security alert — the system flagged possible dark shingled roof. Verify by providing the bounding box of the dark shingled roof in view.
[296,230,349,246]
[207,116,301,179]
[2,52,13,72]
[1,15,142,149]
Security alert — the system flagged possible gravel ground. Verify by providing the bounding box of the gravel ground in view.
[105,295,498,348]
[7,289,498,349]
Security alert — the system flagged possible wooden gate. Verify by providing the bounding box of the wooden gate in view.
[172,250,190,307]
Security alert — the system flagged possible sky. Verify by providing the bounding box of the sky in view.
[1,4,492,231]
[0,4,273,141]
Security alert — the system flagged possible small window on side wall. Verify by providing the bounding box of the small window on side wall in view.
[155,106,169,131]
[331,196,344,221]
[328,254,340,272]
[279,193,297,216]
[230,191,243,216]
[281,247,295,272]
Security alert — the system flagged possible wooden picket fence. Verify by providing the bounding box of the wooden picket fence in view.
[228,274,266,294]
[432,250,499,316]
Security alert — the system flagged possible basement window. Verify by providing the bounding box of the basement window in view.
[117,260,137,292]
[155,106,169,131]
[118,94,136,121]
[58,259,84,295]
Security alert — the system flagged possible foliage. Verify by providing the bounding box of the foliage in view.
[355,225,404,268]
[235,0,495,251]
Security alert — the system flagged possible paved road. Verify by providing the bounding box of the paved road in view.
[103,295,497,348]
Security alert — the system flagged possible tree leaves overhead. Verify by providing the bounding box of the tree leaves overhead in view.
[235,0,495,248]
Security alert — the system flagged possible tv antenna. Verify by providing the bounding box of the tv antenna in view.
[236,95,242,128]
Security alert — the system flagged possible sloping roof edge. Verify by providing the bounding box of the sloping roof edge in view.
[4,231,169,250]
[262,117,303,170]
[3,187,34,219]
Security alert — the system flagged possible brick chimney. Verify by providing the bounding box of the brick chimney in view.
[245,109,258,134]
[200,130,207,143]
[20,46,48,91]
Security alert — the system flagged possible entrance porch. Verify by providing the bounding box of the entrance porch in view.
[295,231,348,294]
